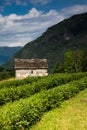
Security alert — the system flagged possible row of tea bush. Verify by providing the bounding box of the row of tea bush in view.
[0,76,87,129]
[0,73,87,105]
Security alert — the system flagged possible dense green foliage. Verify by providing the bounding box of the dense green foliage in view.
[0,76,40,89]
[0,73,87,105]
[0,69,15,81]
[3,13,87,72]
[53,50,87,73]
[0,76,87,129]
[64,50,86,72]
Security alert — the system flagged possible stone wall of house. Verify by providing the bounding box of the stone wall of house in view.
[15,69,48,79]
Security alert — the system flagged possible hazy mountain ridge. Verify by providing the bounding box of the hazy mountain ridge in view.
[3,12,87,71]
[0,46,21,66]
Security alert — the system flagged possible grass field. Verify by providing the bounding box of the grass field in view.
[30,88,87,130]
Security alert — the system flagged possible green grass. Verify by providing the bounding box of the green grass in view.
[30,88,87,130]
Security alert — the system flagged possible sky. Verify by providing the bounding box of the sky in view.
[0,0,87,47]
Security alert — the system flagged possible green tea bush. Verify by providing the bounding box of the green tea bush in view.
[0,72,87,89]
[0,76,87,130]
[0,73,87,105]
[0,76,41,89]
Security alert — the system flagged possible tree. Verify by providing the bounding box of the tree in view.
[52,50,87,74]
[82,52,87,72]
[52,62,64,73]
[73,50,84,72]
[64,50,75,73]
[64,50,84,73]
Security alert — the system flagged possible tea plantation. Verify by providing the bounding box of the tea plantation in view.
[0,72,87,130]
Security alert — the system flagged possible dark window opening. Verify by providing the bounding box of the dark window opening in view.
[31,70,33,74]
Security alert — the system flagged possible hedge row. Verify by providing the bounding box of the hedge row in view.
[0,76,41,89]
[0,72,87,89]
[0,76,87,130]
[0,73,87,105]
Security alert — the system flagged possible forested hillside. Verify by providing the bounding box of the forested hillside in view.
[14,12,87,72]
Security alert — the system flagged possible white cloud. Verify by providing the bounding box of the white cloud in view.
[0,15,5,23]
[1,0,52,7]
[8,14,19,20]
[30,0,52,5]
[24,8,42,18]
[7,8,42,20]
[0,5,87,47]
[61,5,87,17]
[15,0,27,6]
[0,8,64,46]
[2,0,27,6]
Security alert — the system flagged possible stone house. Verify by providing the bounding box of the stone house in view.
[14,59,48,79]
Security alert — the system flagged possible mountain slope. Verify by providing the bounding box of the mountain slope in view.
[0,46,21,66]
[4,12,87,72]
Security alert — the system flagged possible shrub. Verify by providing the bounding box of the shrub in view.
[0,70,14,81]
[0,73,87,105]
[0,76,87,129]
[0,76,41,89]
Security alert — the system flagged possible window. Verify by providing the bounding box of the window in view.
[31,70,33,74]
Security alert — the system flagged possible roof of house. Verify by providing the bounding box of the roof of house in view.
[14,59,48,69]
